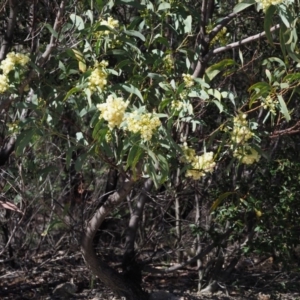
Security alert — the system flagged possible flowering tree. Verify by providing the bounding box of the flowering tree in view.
[1,0,300,299]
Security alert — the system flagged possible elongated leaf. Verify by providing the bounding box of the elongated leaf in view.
[126,145,143,169]
[72,49,86,72]
[120,84,144,102]
[233,0,255,13]
[44,24,58,38]
[263,57,286,69]
[124,29,145,41]
[283,73,300,82]
[157,154,169,183]
[116,0,145,9]
[184,15,192,33]
[15,128,36,156]
[157,2,171,11]
[264,5,276,46]
[70,14,85,31]
[75,152,89,171]
[277,94,291,121]
[210,192,235,212]
[0,200,23,214]
[63,87,81,101]
[205,59,237,82]
[212,100,224,113]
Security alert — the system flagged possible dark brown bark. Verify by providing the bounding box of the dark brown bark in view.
[81,174,149,300]
[0,136,15,166]
[122,178,153,283]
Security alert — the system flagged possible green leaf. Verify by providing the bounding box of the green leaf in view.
[75,152,89,171]
[233,0,255,13]
[157,154,169,183]
[157,2,171,11]
[126,145,143,170]
[72,49,87,73]
[248,82,271,107]
[147,162,159,188]
[92,121,107,140]
[277,94,291,121]
[124,29,145,41]
[116,0,145,9]
[188,90,209,100]
[210,192,235,212]
[147,73,166,81]
[283,73,300,83]
[70,14,85,31]
[95,0,104,9]
[205,59,237,82]
[208,88,222,101]
[264,5,276,46]
[184,15,192,34]
[265,69,272,83]
[212,100,224,113]
[15,128,36,156]
[38,166,57,181]
[286,47,300,63]
[146,148,159,167]
[63,87,81,102]
[120,84,144,102]
[44,24,58,38]
[263,57,286,69]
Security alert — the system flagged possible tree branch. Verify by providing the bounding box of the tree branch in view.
[81,169,149,299]
[193,11,238,78]
[123,178,153,281]
[209,24,280,56]
[208,12,237,43]
[0,0,18,61]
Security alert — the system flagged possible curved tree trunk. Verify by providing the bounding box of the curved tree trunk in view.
[81,173,149,300]
[122,178,153,283]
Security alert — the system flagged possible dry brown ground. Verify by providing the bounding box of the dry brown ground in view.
[0,250,299,300]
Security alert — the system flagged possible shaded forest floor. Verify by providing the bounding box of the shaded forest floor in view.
[0,249,299,300]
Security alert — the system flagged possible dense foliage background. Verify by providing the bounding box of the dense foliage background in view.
[1,0,300,298]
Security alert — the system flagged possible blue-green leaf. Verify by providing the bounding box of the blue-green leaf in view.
[233,0,255,13]
[124,29,145,41]
[70,14,85,31]
[277,94,291,121]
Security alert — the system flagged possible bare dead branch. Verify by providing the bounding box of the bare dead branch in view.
[210,24,280,56]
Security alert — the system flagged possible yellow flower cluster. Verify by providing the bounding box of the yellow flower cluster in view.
[230,114,260,165]
[171,100,184,111]
[0,52,30,75]
[126,111,161,141]
[100,16,119,34]
[262,94,277,114]
[231,114,253,144]
[255,0,283,11]
[206,25,228,46]
[233,145,260,165]
[0,74,9,93]
[0,52,30,93]
[164,54,174,70]
[182,144,216,180]
[182,73,194,87]
[7,122,19,134]
[88,60,108,92]
[97,95,129,129]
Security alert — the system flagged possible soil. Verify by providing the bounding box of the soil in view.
[0,250,299,300]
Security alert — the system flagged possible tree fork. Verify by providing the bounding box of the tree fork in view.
[81,172,149,300]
